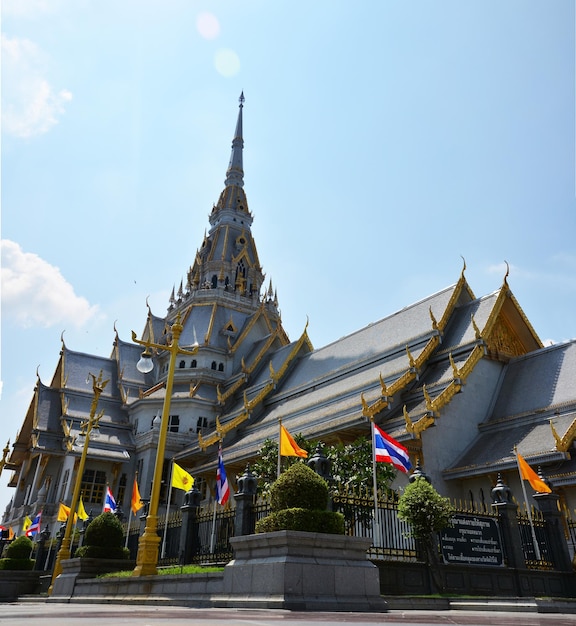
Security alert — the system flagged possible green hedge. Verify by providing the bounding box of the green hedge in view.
[75,545,130,559]
[255,507,345,534]
[0,557,35,571]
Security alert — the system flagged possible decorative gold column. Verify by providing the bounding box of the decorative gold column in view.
[132,313,197,576]
[48,370,109,594]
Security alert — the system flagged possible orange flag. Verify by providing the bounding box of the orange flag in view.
[517,452,552,493]
[131,477,143,515]
[280,424,308,458]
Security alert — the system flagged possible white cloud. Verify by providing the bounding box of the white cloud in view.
[1,34,72,138]
[1,240,99,328]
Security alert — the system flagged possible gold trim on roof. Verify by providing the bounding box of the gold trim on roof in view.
[204,303,217,344]
[200,324,311,450]
[221,226,230,261]
[404,405,435,439]
[550,418,576,453]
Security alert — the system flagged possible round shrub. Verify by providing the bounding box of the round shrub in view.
[0,535,35,570]
[257,462,344,534]
[84,512,124,548]
[6,535,33,559]
[270,463,328,512]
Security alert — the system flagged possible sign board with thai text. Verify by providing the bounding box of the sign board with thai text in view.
[440,514,504,566]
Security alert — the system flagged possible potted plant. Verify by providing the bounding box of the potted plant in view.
[222,462,386,611]
[0,535,42,600]
[50,513,133,600]
[255,462,344,534]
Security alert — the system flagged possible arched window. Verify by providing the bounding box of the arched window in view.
[211,361,217,370]
[211,274,218,288]
[191,360,197,368]
[179,360,185,369]
[218,363,224,372]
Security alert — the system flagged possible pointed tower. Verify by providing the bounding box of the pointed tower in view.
[175,92,267,310]
[138,93,288,386]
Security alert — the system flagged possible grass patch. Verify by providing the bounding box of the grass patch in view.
[98,564,224,578]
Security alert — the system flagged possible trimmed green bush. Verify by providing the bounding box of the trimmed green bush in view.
[6,535,33,559]
[74,512,130,560]
[75,545,130,559]
[256,508,345,534]
[256,462,344,534]
[270,463,328,511]
[0,535,35,570]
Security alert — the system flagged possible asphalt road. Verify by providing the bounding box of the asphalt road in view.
[1,604,576,626]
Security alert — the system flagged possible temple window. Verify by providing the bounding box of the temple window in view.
[80,469,107,505]
[168,415,180,433]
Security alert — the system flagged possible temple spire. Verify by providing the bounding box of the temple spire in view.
[224,92,245,188]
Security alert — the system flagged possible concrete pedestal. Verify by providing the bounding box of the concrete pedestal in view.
[48,558,135,601]
[219,530,387,612]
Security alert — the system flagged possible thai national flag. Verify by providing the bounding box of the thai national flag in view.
[103,486,117,513]
[216,446,230,505]
[26,512,42,537]
[373,424,412,473]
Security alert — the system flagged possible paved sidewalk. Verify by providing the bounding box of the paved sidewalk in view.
[2,603,576,626]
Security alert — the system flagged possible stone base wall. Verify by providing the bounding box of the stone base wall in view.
[218,531,387,611]
[377,560,576,598]
[0,571,42,602]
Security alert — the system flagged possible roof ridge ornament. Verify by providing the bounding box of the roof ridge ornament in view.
[503,260,510,289]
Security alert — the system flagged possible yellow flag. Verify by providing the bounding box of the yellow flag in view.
[171,462,194,491]
[280,425,308,458]
[517,452,552,493]
[131,478,143,515]
[77,496,89,521]
[22,515,32,532]
[57,502,69,522]
[58,502,79,523]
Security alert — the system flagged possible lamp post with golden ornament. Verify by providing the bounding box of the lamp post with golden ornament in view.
[48,370,109,594]
[132,312,197,577]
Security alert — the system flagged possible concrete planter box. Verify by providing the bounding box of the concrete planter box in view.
[218,530,387,612]
[48,557,135,601]
[0,570,42,602]
[72,570,224,606]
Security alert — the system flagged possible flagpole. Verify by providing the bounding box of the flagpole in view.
[210,441,222,554]
[210,497,218,554]
[515,447,542,561]
[370,419,382,547]
[161,461,174,559]
[125,508,133,549]
[44,537,53,571]
[277,419,282,478]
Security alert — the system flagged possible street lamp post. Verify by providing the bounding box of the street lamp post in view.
[48,370,109,594]
[132,313,197,577]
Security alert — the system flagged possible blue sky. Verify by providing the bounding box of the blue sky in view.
[1,1,575,515]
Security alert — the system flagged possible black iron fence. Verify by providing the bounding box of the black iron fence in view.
[119,484,566,573]
[20,482,567,576]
